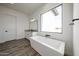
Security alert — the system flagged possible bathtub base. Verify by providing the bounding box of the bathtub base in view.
[31,40,63,56]
[29,36,65,56]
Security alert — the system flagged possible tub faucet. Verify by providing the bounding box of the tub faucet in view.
[45,34,50,37]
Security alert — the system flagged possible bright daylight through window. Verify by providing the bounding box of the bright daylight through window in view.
[41,4,62,33]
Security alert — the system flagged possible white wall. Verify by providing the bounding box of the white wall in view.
[73,3,79,56]
[73,3,79,19]
[31,3,73,56]
[0,5,29,42]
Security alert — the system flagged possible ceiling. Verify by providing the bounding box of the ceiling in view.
[0,3,46,16]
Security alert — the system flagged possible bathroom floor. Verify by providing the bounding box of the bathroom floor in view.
[0,38,40,56]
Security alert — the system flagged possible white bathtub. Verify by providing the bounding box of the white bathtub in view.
[29,35,65,56]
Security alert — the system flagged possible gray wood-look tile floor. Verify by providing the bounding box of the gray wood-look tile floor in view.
[0,38,40,56]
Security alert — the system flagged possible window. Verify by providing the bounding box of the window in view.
[41,5,62,33]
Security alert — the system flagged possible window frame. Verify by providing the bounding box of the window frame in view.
[40,4,63,34]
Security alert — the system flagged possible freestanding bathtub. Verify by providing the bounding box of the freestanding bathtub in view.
[29,35,65,56]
